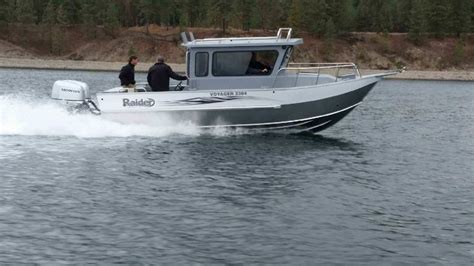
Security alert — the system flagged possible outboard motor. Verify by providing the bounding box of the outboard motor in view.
[51,80,100,115]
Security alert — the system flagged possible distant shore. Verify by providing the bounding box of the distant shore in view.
[0,58,473,81]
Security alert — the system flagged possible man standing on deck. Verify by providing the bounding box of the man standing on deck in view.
[147,56,188,91]
[119,55,139,88]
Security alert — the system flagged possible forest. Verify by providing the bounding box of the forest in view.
[0,0,472,38]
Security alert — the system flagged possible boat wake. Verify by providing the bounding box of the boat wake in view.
[0,95,206,138]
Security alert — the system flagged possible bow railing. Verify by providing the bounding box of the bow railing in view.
[272,62,361,88]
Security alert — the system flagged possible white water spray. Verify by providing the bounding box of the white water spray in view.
[0,95,202,138]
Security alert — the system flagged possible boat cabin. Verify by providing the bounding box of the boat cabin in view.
[181,28,303,90]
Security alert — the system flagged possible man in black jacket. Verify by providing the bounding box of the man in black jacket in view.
[119,56,138,87]
[147,56,188,91]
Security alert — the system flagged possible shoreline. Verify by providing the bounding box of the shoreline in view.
[0,57,473,81]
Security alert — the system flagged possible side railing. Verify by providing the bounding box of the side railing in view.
[272,62,361,88]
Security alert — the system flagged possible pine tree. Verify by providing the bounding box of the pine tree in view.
[288,0,304,30]
[427,0,449,37]
[60,0,80,25]
[208,0,233,34]
[328,0,355,33]
[5,0,16,23]
[139,0,154,34]
[408,0,426,44]
[355,0,394,33]
[40,0,55,54]
[162,0,171,26]
[43,0,65,55]
[105,2,120,37]
[233,0,253,31]
[472,2,474,32]
[0,0,8,26]
[80,0,97,38]
[308,0,329,35]
[155,0,175,28]
[118,0,138,27]
[266,1,285,30]
[255,0,286,31]
[94,1,109,26]
[15,0,36,24]
[355,0,373,31]
[377,0,393,33]
[56,4,69,25]
[32,0,48,24]
[393,0,412,32]
[41,0,56,25]
[80,0,96,25]
[183,0,207,27]
[450,0,471,36]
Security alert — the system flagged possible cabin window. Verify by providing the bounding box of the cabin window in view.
[195,52,209,77]
[212,50,278,76]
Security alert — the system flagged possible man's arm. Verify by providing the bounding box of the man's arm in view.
[167,66,188,81]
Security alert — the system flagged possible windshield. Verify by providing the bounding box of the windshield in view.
[212,50,279,76]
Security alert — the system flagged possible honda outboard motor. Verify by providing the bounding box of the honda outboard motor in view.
[51,80,100,115]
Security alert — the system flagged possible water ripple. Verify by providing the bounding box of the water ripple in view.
[1,69,473,264]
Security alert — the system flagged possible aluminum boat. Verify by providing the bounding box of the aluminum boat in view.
[51,28,399,133]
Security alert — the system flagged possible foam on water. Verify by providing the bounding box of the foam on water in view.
[0,95,203,138]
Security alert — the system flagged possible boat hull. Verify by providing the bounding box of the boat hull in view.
[97,77,379,133]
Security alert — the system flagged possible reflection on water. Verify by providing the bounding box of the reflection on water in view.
[0,69,473,264]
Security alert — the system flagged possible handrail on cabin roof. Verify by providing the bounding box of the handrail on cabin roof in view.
[181,28,296,45]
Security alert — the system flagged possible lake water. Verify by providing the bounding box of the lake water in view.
[0,68,473,264]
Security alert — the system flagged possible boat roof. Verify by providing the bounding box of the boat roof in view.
[181,28,303,49]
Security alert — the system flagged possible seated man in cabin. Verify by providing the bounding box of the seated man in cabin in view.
[247,52,270,75]
[119,55,139,88]
[147,56,188,91]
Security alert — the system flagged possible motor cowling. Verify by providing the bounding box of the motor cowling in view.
[51,80,100,115]
[51,80,90,102]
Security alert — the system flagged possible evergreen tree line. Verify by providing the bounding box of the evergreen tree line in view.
[0,0,472,37]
